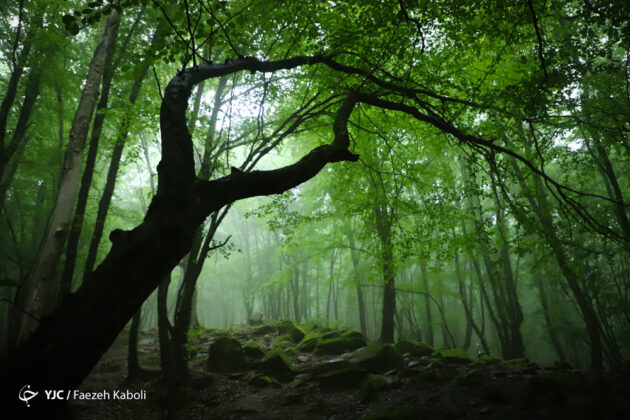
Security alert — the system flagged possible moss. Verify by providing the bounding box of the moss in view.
[249,374,281,388]
[431,348,470,364]
[348,343,403,373]
[396,340,434,357]
[298,331,324,352]
[317,366,368,391]
[275,319,305,343]
[243,341,265,359]
[252,324,276,336]
[311,358,351,375]
[257,349,296,382]
[410,368,439,384]
[478,355,502,364]
[359,374,388,403]
[272,334,294,350]
[314,335,367,356]
[206,336,247,372]
[501,357,529,367]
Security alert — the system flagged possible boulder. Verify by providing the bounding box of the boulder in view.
[396,339,434,357]
[317,366,368,391]
[314,334,367,356]
[206,337,248,372]
[311,358,351,376]
[256,349,296,382]
[248,310,264,326]
[276,319,305,343]
[298,331,324,352]
[348,343,403,373]
[249,374,281,388]
[431,348,471,364]
[243,341,265,359]
[359,374,392,403]
[252,324,276,336]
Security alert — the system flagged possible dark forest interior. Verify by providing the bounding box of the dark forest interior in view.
[1,0,630,418]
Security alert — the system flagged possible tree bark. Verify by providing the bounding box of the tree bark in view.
[57,12,145,297]
[82,31,157,279]
[18,11,120,341]
[511,158,604,370]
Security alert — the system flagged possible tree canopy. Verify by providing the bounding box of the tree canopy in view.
[1,0,630,416]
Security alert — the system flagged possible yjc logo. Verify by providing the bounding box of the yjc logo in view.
[18,385,38,407]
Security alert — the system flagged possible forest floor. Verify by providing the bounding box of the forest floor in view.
[72,322,630,420]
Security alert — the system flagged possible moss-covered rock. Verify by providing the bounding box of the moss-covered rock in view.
[410,368,439,384]
[348,343,403,373]
[396,339,434,357]
[359,374,391,403]
[276,319,305,343]
[252,324,276,336]
[317,366,368,391]
[431,348,470,364]
[206,336,248,372]
[314,334,367,356]
[247,310,264,326]
[501,357,529,367]
[272,334,294,350]
[477,355,502,364]
[311,358,351,376]
[249,374,281,388]
[256,349,296,382]
[298,331,324,352]
[243,341,265,359]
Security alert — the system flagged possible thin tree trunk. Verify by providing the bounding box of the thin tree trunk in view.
[512,158,604,370]
[82,31,157,279]
[19,11,120,341]
[59,14,122,297]
[420,264,433,346]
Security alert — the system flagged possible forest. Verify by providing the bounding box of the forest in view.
[1,0,630,418]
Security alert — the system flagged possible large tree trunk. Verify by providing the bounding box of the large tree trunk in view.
[81,31,157,279]
[59,13,141,297]
[17,11,120,342]
[1,56,359,417]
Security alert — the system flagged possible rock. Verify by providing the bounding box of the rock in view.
[410,368,439,384]
[298,332,324,352]
[314,334,367,356]
[431,348,471,364]
[501,357,529,367]
[317,366,368,391]
[359,374,389,403]
[276,319,305,343]
[256,349,297,382]
[249,374,281,388]
[248,310,264,326]
[206,336,248,372]
[396,339,434,357]
[477,355,501,365]
[311,358,351,376]
[348,343,403,373]
[273,335,294,350]
[252,324,276,336]
[243,341,265,359]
